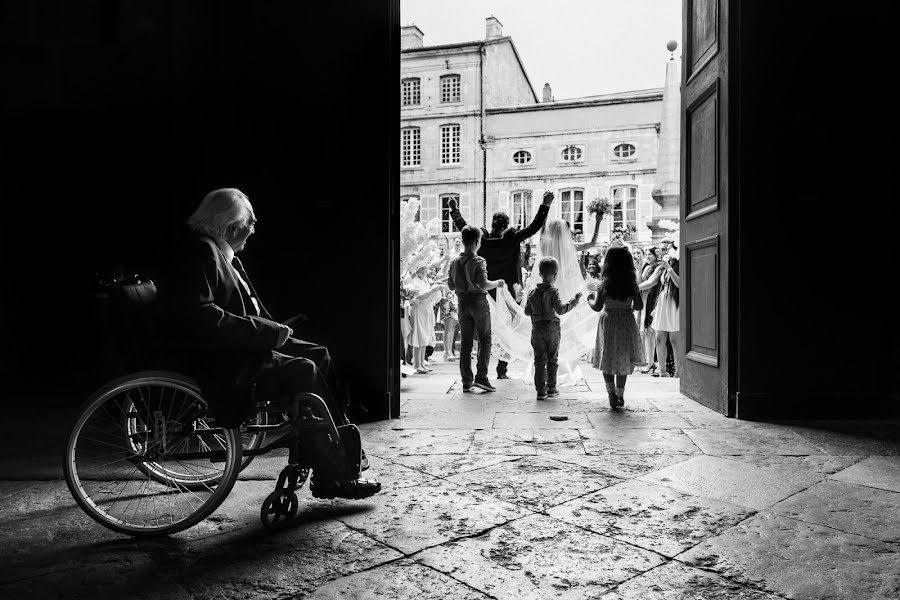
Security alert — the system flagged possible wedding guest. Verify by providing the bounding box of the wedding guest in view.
[407,265,443,374]
[651,246,681,377]
[447,226,507,392]
[637,247,661,374]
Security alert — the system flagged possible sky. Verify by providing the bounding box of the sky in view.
[401,0,682,99]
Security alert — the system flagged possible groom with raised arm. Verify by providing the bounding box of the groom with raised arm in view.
[448,191,555,379]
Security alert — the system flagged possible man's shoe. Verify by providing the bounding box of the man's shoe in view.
[311,477,382,500]
[547,388,560,397]
[496,373,511,380]
[537,392,548,401]
[472,378,496,392]
[462,381,473,393]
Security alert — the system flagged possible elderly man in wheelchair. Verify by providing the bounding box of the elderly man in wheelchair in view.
[162,187,381,497]
[62,188,380,536]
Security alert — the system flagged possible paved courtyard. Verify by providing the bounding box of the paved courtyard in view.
[1,358,899,599]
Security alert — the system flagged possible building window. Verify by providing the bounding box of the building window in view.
[401,78,421,106]
[401,127,421,167]
[440,124,461,165]
[440,74,461,103]
[512,150,532,165]
[511,190,532,229]
[560,188,585,234]
[611,185,638,229]
[561,145,583,162]
[614,143,636,158]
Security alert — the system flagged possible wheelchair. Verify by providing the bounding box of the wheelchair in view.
[63,276,362,537]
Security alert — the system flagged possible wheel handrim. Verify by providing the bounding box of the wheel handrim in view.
[67,378,238,533]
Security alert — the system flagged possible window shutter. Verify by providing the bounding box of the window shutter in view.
[497,190,509,216]
[422,195,439,223]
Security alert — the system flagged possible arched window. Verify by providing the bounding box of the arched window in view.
[440,124,461,164]
[401,127,421,167]
[511,190,532,229]
[614,143,636,158]
[561,145,583,162]
[611,185,638,229]
[560,188,585,234]
[440,74,461,103]
[513,150,532,165]
[401,78,421,106]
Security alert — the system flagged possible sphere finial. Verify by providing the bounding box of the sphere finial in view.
[666,40,678,52]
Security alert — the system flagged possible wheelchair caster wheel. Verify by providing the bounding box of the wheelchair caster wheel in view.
[260,489,298,529]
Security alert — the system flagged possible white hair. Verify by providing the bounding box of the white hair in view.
[186,188,253,239]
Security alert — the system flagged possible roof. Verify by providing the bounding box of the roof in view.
[401,36,538,103]
[487,88,663,114]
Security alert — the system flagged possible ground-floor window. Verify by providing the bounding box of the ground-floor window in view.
[511,190,532,229]
[560,188,585,235]
[611,185,638,230]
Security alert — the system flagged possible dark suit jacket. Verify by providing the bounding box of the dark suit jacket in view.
[450,204,550,289]
[155,231,282,426]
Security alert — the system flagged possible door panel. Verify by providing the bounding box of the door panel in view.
[680,0,733,415]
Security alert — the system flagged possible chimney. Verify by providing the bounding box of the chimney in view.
[401,25,424,50]
[542,83,553,102]
[485,16,503,39]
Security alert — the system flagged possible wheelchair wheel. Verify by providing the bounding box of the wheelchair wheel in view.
[64,372,242,537]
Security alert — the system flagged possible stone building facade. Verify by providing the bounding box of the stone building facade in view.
[401,16,679,247]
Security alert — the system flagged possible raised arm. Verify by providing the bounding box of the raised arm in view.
[574,211,603,252]
[553,288,583,315]
[514,191,555,241]
[447,198,468,232]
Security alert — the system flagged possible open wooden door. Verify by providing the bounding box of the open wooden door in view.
[679,0,736,415]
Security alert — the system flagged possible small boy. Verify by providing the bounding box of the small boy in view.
[447,226,507,392]
[524,257,582,400]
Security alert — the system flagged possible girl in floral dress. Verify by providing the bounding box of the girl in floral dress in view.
[588,246,647,408]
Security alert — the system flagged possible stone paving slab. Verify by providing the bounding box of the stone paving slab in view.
[416,513,666,600]
[683,427,824,456]
[721,454,862,478]
[548,479,755,558]
[389,454,523,478]
[447,456,621,512]
[787,425,900,456]
[359,428,476,455]
[769,479,900,543]
[829,456,900,492]
[581,428,701,455]
[678,512,900,600]
[306,559,491,599]
[598,560,784,599]
[637,455,824,510]
[569,397,660,412]
[138,496,403,599]
[493,412,593,430]
[469,429,587,456]
[309,478,529,555]
[548,454,695,480]
[586,411,693,429]
[371,411,491,429]
[647,397,717,412]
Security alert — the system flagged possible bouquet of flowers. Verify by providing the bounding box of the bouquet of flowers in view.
[587,198,612,220]
[399,285,420,303]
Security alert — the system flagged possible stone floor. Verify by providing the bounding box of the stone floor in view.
[1,358,899,599]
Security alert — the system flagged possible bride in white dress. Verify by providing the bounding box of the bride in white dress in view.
[486,217,602,385]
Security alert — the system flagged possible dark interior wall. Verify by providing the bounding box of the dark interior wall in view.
[2,1,400,418]
[733,3,898,417]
